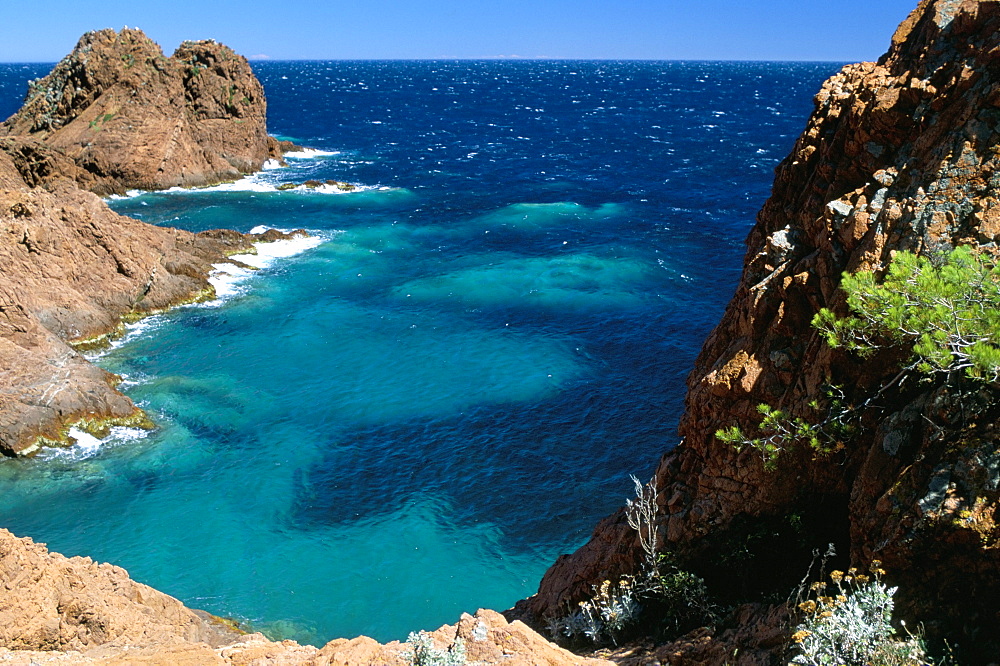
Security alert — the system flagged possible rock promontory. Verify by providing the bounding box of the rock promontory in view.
[0,29,297,456]
[0,28,287,195]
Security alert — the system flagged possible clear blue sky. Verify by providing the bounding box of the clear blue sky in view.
[1,0,918,62]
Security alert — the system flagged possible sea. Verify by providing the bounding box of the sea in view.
[0,60,840,644]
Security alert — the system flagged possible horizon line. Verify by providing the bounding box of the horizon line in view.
[0,56,857,65]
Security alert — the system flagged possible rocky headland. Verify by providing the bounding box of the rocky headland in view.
[0,28,293,195]
[4,1,1000,664]
[0,29,303,458]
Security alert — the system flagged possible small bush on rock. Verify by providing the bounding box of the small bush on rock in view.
[404,630,466,666]
[547,475,716,646]
[790,562,929,666]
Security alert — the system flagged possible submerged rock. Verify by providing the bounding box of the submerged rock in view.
[276,179,357,191]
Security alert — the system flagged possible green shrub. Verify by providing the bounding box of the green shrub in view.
[813,246,1000,383]
[715,387,853,469]
[719,246,1000,467]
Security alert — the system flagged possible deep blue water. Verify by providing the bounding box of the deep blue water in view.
[0,60,840,643]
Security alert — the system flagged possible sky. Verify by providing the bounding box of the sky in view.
[1,0,919,63]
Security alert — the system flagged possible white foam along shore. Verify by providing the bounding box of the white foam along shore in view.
[206,227,326,304]
[70,229,325,455]
[106,175,385,199]
[106,147,377,200]
[53,426,151,462]
[282,148,341,159]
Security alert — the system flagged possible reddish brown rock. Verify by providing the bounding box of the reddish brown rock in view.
[0,528,606,665]
[1,28,273,195]
[0,528,240,652]
[0,171,262,456]
[0,30,308,456]
[523,1,1000,663]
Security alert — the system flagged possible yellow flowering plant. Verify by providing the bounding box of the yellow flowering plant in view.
[790,561,930,665]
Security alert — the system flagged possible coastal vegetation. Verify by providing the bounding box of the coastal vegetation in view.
[718,246,1000,468]
[546,476,715,646]
[790,562,930,666]
[405,631,467,666]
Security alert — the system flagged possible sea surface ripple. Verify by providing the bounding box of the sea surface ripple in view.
[0,60,841,643]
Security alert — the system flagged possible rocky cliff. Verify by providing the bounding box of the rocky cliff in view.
[0,28,286,195]
[522,0,1000,663]
[0,29,298,457]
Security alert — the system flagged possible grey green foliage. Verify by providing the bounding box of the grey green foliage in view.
[791,565,929,666]
[546,578,641,645]
[547,476,715,645]
[404,631,466,666]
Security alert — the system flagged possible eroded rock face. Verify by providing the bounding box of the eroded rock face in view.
[0,157,262,455]
[0,28,274,195]
[525,0,1000,662]
[0,528,241,652]
[0,528,606,665]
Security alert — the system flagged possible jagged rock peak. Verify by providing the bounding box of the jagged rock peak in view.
[0,28,273,195]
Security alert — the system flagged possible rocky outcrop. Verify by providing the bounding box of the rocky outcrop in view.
[0,528,241,652]
[0,31,304,456]
[0,528,607,665]
[522,1,1000,663]
[0,28,278,195]
[0,149,268,456]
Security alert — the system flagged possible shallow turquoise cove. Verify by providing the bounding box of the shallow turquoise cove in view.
[0,60,841,644]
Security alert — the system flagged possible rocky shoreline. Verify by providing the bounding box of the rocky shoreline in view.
[0,28,603,666]
[0,29,304,457]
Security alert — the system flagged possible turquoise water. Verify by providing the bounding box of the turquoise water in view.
[0,61,841,643]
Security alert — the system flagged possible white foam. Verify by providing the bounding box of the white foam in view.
[68,427,103,452]
[160,177,276,194]
[206,262,257,303]
[104,189,145,201]
[150,174,377,196]
[84,315,166,361]
[41,426,151,462]
[203,230,325,306]
[262,158,284,170]
[283,148,340,159]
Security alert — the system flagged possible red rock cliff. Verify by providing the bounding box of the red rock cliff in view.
[524,1,1000,662]
[0,28,280,195]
